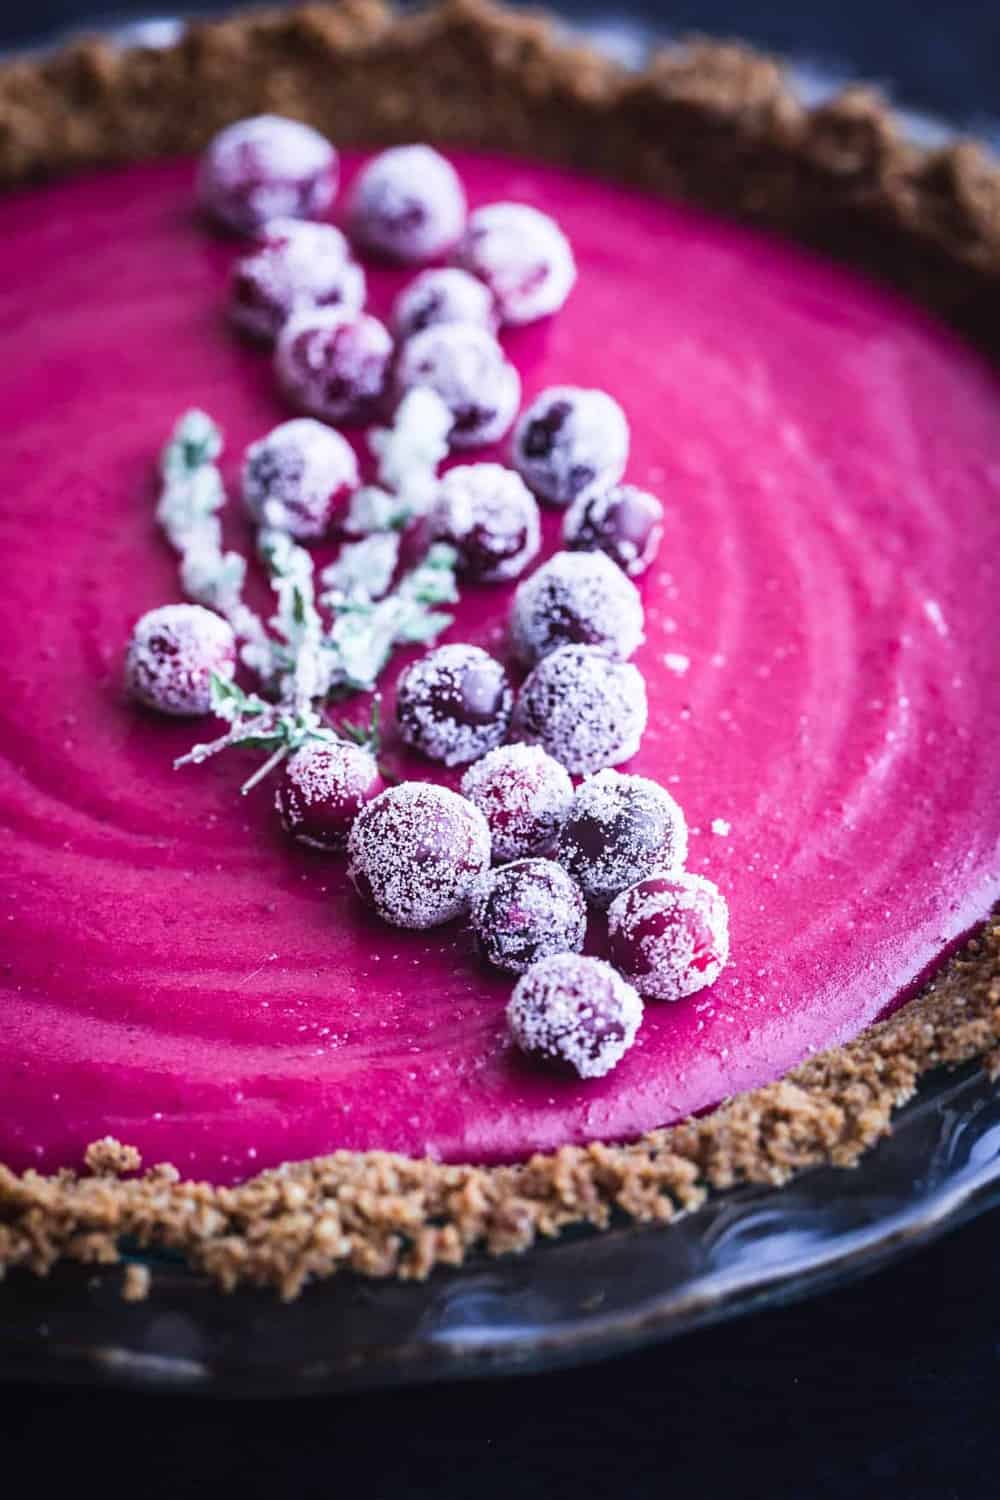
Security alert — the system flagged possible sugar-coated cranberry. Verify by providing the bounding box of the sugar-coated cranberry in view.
[275,309,394,426]
[229,219,365,344]
[347,145,466,263]
[556,769,688,909]
[460,743,573,861]
[456,202,576,326]
[125,603,236,717]
[512,387,628,509]
[347,782,491,929]
[471,859,586,975]
[431,464,540,584]
[395,644,513,767]
[394,324,521,449]
[275,739,384,851]
[506,953,643,1078]
[393,267,496,341]
[513,644,648,775]
[563,484,664,578]
[509,550,644,666]
[242,418,359,540]
[608,871,730,1001]
[197,115,337,235]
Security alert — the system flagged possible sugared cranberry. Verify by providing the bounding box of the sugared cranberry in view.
[347,145,466,263]
[563,484,664,578]
[431,464,540,583]
[608,871,730,1001]
[395,644,513,767]
[229,219,365,344]
[506,953,643,1078]
[512,387,628,509]
[347,782,491,929]
[393,268,496,341]
[471,859,586,975]
[509,550,644,666]
[125,603,236,717]
[556,769,688,908]
[275,309,394,426]
[197,115,337,235]
[394,324,520,449]
[513,644,648,775]
[241,418,359,540]
[460,743,573,861]
[456,202,576,326]
[275,739,384,851]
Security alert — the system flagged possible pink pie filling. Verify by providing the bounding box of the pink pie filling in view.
[1,151,999,1183]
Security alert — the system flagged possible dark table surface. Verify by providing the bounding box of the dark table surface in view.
[1,2,997,1494]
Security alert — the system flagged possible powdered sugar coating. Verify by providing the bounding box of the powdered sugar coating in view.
[197,115,337,235]
[471,858,586,975]
[608,871,730,1001]
[563,483,665,577]
[125,603,236,717]
[395,643,513,767]
[347,146,466,263]
[509,549,644,665]
[431,463,541,583]
[460,743,573,861]
[513,644,648,774]
[394,324,521,449]
[556,769,689,908]
[275,740,384,851]
[229,219,365,343]
[241,418,359,540]
[506,953,643,1078]
[347,782,491,929]
[393,267,496,340]
[456,202,576,326]
[512,387,629,509]
[275,308,394,426]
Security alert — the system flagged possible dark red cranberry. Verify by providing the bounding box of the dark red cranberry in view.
[556,769,688,908]
[563,484,664,577]
[347,782,491,928]
[275,740,384,851]
[512,386,629,508]
[347,146,466,263]
[241,418,359,540]
[455,202,576,325]
[275,310,393,426]
[229,220,364,344]
[608,872,730,1000]
[512,644,648,775]
[393,267,495,340]
[460,743,573,861]
[509,549,644,665]
[431,463,540,583]
[506,954,643,1078]
[394,324,520,448]
[471,859,586,975]
[125,604,236,717]
[395,644,513,767]
[197,115,337,235]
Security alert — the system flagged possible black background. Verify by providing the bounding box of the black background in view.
[1,3,998,1495]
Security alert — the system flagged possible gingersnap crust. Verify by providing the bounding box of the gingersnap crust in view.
[0,0,998,1297]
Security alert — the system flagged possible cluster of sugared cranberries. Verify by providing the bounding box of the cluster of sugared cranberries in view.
[275,308,394,426]
[456,203,576,325]
[276,739,384,851]
[395,644,513,767]
[556,770,688,908]
[395,323,520,448]
[198,115,338,235]
[563,484,664,578]
[241,418,359,540]
[471,859,586,975]
[608,870,730,1001]
[460,743,573,861]
[513,644,648,775]
[512,387,629,509]
[229,220,364,343]
[507,953,643,1079]
[393,267,496,340]
[510,549,644,666]
[347,782,491,929]
[347,146,466,263]
[125,603,237,716]
[431,463,540,583]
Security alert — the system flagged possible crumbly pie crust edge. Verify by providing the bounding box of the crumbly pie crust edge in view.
[0,0,998,1297]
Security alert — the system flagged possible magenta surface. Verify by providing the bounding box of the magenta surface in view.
[1,151,999,1181]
